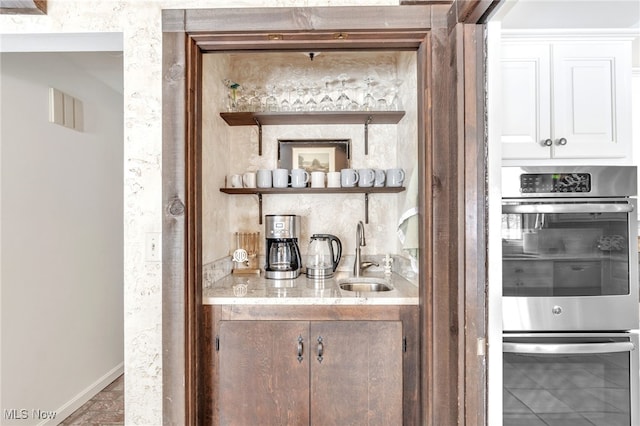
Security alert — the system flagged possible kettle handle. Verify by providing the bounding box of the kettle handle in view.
[327,235,342,271]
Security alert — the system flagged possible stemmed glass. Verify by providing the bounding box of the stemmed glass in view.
[265,84,279,112]
[362,77,376,111]
[335,74,352,111]
[305,83,320,111]
[291,84,306,112]
[279,82,292,112]
[374,82,389,111]
[348,95,360,111]
[319,76,334,111]
[223,78,241,112]
[235,86,249,112]
[389,79,403,111]
[248,85,263,112]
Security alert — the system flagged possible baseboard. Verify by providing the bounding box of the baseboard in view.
[43,362,124,426]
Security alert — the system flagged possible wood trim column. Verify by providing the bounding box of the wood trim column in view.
[427,6,490,426]
[417,31,432,426]
[185,35,204,426]
[459,23,488,426]
[427,10,461,426]
[161,25,188,425]
[162,12,206,426]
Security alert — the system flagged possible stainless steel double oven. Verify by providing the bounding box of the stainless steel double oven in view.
[501,166,638,426]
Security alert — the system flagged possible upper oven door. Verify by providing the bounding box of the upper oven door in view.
[502,198,638,331]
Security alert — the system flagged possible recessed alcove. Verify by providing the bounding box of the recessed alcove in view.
[162,5,490,424]
[201,50,418,270]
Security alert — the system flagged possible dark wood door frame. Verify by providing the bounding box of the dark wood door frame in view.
[162,3,497,425]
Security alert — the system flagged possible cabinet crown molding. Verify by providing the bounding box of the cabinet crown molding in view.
[501,28,638,42]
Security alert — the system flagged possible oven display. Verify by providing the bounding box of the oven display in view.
[520,173,591,193]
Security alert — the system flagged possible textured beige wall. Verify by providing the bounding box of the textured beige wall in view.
[202,51,418,268]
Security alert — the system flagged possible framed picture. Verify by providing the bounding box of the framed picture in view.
[278,139,351,173]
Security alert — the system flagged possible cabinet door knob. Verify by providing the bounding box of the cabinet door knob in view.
[543,139,553,147]
[556,137,567,146]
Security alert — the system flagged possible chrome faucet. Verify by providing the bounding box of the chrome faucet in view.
[354,221,378,276]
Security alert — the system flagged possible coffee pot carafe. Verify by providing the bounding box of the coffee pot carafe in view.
[268,241,299,271]
[306,234,342,279]
[264,215,302,279]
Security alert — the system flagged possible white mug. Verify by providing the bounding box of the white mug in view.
[290,168,309,188]
[374,169,386,187]
[310,171,325,188]
[229,174,243,188]
[272,168,289,188]
[326,171,341,188]
[386,168,405,187]
[242,172,256,188]
[340,168,359,187]
[357,168,375,187]
[256,169,272,188]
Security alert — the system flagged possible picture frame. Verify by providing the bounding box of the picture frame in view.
[278,139,351,173]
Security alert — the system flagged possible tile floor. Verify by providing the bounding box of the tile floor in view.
[59,375,124,425]
[504,351,630,426]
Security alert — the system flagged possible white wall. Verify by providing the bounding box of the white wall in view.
[0,52,123,424]
[633,69,640,227]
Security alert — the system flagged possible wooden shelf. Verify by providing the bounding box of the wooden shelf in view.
[219,111,406,155]
[220,186,405,224]
[220,111,405,126]
[220,187,405,195]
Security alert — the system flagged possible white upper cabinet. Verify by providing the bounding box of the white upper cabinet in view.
[501,43,551,159]
[501,37,632,164]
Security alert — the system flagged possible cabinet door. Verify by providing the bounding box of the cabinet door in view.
[501,43,552,160]
[309,321,403,425]
[552,42,631,159]
[218,321,309,426]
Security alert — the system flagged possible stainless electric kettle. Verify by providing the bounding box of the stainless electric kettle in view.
[306,234,342,279]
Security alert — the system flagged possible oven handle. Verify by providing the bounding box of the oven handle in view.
[502,203,634,214]
[503,341,635,355]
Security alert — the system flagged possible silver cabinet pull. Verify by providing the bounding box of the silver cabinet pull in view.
[556,137,567,146]
[297,335,304,363]
[316,336,324,363]
[543,138,553,147]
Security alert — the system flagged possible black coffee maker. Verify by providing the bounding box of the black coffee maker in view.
[264,215,302,279]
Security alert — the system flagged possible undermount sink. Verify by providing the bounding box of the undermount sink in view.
[338,277,393,292]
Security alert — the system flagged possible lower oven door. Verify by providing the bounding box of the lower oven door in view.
[503,333,638,426]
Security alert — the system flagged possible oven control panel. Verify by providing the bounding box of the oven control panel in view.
[520,173,592,193]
